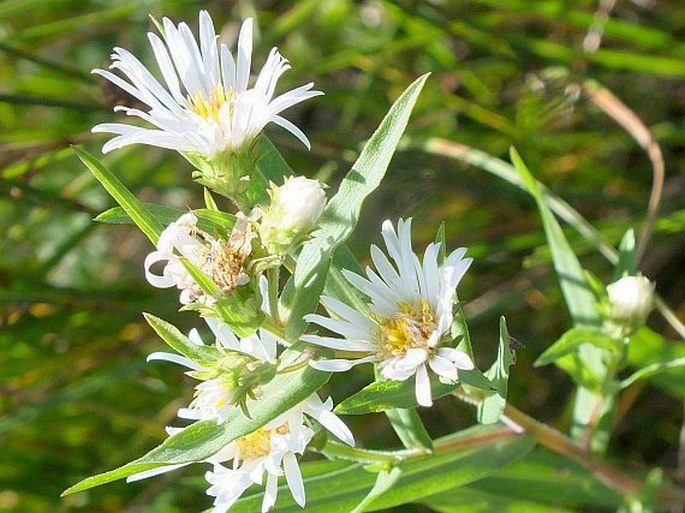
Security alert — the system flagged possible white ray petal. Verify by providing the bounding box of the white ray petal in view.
[300,334,375,352]
[236,18,253,93]
[283,452,305,507]
[308,356,375,372]
[146,351,206,371]
[415,364,433,407]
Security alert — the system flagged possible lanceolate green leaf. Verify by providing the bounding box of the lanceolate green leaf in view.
[452,303,474,359]
[626,327,685,397]
[477,317,514,424]
[384,408,434,451]
[62,343,331,495]
[467,448,622,508]
[375,368,434,452]
[336,368,493,415]
[534,327,619,367]
[423,487,576,513]
[73,146,163,245]
[285,74,430,340]
[244,136,294,206]
[620,357,685,390]
[510,147,605,438]
[510,148,600,328]
[414,138,685,339]
[96,205,236,234]
[143,313,220,367]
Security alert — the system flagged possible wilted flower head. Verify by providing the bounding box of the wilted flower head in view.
[258,176,326,254]
[303,218,474,407]
[144,212,253,305]
[605,275,655,336]
[92,11,322,157]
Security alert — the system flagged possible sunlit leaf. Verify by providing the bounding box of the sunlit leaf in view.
[336,368,493,415]
[285,74,430,340]
[534,327,619,367]
[73,146,163,245]
[96,205,235,233]
[143,313,220,367]
[477,317,514,424]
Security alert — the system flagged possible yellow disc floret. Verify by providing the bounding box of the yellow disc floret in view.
[235,424,289,461]
[377,300,437,357]
[189,85,235,121]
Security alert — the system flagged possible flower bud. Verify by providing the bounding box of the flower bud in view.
[259,176,326,254]
[605,275,655,336]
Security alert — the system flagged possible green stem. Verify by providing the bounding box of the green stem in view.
[585,336,627,454]
[267,266,281,326]
[319,427,516,464]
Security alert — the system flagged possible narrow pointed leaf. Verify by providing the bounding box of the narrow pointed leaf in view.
[285,74,430,340]
[510,148,600,328]
[73,146,163,245]
[143,313,220,366]
[620,357,685,389]
[626,327,685,397]
[336,368,493,415]
[385,408,433,451]
[535,327,619,367]
[477,317,514,424]
[510,147,605,434]
[415,138,685,339]
[96,205,235,233]
[614,228,637,280]
[452,303,474,358]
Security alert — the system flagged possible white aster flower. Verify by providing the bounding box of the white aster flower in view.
[303,218,475,407]
[144,212,253,304]
[93,11,322,156]
[206,394,353,513]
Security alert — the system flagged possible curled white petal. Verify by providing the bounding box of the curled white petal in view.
[146,351,206,371]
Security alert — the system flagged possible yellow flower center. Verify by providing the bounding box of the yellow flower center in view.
[189,85,235,121]
[235,424,289,461]
[377,300,437,357]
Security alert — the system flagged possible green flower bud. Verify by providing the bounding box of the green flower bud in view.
[605,275,655,337]
[259,176,327,255]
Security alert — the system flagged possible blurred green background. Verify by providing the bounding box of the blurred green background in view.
[1,0,684,511]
